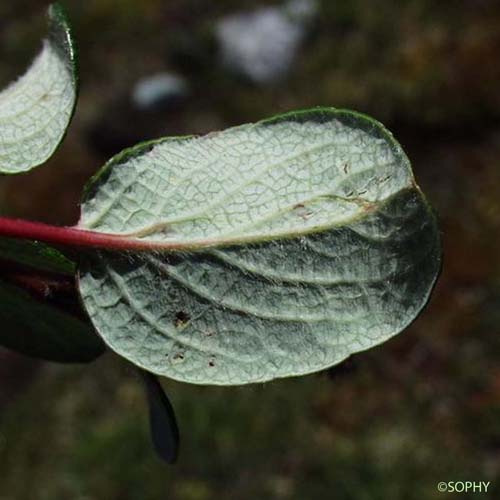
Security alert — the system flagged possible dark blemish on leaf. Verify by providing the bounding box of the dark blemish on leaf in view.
[293,203,313,220]
[343,162,350,174]
[174,311,190,328]
[208,360,215,367]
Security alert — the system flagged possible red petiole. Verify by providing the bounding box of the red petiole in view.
[0,216,153,252]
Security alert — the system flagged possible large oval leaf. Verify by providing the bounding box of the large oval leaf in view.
[0,3,78,175]
[77,108,441,385]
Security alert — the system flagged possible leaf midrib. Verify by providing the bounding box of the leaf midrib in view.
[83,135,388,231]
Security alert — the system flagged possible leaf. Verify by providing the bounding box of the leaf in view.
[0,236,75,275]
[0,3,78,175]
[139,370,179,464]
[77,108,441,385]
[0,278,105,363]
[0,237,104,363]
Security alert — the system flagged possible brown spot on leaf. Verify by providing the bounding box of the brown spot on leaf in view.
[293,203,313,220]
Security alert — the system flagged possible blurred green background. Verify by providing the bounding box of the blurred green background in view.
[1,1,499,499]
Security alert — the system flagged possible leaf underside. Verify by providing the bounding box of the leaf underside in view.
[78,108,441,385]
[0,3,77,175]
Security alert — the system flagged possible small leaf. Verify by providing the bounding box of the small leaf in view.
[0,236,75,275]
[0,278,105,363]
[77,108,441,385]
[139,369,179,464]
[0,3,78,175]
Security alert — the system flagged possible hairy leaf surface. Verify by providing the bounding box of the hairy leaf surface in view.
[0,4,78,174]
[78,108,441,385]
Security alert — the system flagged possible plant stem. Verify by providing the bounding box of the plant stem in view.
[0,215,158,252]
[0,215,254,252]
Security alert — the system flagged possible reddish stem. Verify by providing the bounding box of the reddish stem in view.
[0,216,157,252]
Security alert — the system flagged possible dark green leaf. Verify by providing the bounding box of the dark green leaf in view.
[0,237,75,275]
[0,278,104,363]
[140,370,179,464]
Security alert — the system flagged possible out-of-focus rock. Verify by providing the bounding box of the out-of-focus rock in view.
[215,0,318,85]
[285,0,318,23]
[87,72,192,159]
[131,72,190,111]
